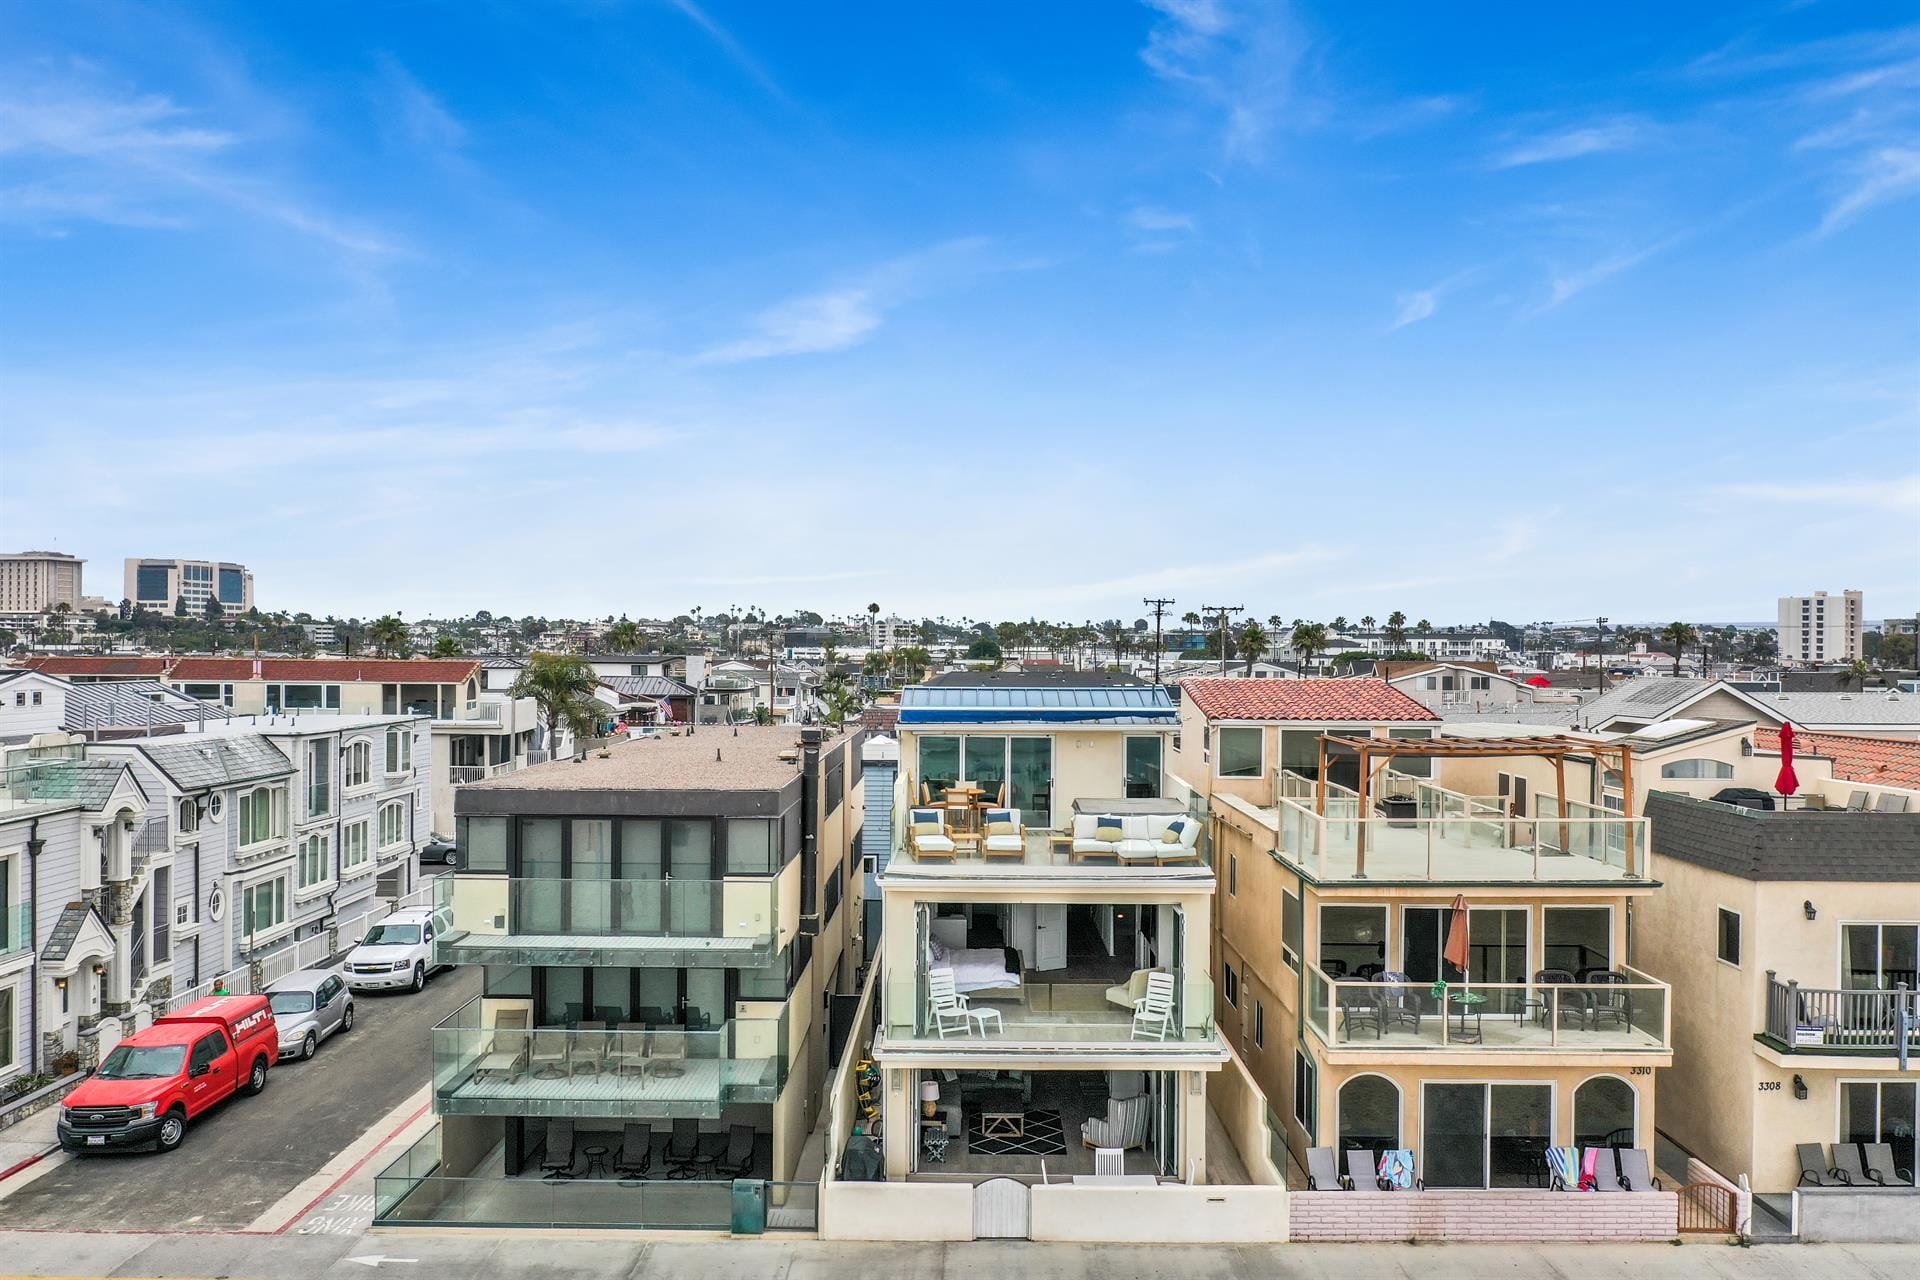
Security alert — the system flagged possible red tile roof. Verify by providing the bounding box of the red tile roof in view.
[167,658,480,683]
[1181,677,1439,723]
[1756,726,1920,791]
[20,656,172,677]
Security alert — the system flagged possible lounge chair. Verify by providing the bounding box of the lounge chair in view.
[907,808,956,862]
[665,1119,702,1179]
[541,1120,577,1179]
[1864,1142,1913,1187]
[1131,971,1178,1041]
[616,1122,652,1177]
[1590,1148,1623,1192]
[928,967,974,1038]
[1336,986,1382,1040]
[1797,1142,1843,1186]
[1377,1148,1419,1191]
[1617,1147,1662,1191]
[1877,792,1911,813]
[1081,1095,1152,1149]
[1346,1148,1383,1191]
[1305,1146,1347,1190]
[1528,969,1588,1028]
[1093,1146,1125,1178]
[980,807,1026,861]
[1546,1145,1582,1190]
[1833,1142,1870,1186]
[528,1029,570,1078]
[1376,972,1423,1034]
[1586,972,1633,1032]
[473,1009,529,1081]
[1846,790,1871,811]
[717,1124,756,1178]
[649,1029,687,1078]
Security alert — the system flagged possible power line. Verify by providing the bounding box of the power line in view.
[1143,597,1174,686]
[1201,604,1244,675]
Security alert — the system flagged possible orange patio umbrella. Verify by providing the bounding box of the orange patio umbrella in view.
[1443,893,1471,977]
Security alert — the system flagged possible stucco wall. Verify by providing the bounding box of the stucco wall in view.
[1030,1183,1288,1241]
[819,1180,973,1240]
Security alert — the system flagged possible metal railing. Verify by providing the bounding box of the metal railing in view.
[166,967,252,1012]
[1305,963,1670,1051]
[256,931,339,985]
[1766,971,1920,1051]
[883,973,1217,1048]
[446,760,519,785]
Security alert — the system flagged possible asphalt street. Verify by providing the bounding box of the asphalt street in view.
[0,964,478,1231]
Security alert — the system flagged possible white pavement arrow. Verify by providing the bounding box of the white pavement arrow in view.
[345,1257,419,1268]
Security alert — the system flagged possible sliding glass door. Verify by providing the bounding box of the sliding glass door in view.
[964,737,1008,804]
[1009,738,1053,827]
[1842,1080,1917,1184]
[1844,923,1920,990]
[1422,1082,1551,1188]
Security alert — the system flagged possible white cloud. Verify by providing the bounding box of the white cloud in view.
[1490,117,1647,168]
[1540,232,1686,310]
[374,55,468,152]
[1714,475,1920,512]
[1125,204,1197,234]
[1387,267,1478,331]
[1818,146,1920,235]
[667,0,790,104]
[1139,0,1305,165]
[696,288,882,363]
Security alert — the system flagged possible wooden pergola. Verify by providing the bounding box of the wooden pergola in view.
[1315,733,1638,877]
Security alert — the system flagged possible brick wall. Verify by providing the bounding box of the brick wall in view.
[1289,1190,1680,1242]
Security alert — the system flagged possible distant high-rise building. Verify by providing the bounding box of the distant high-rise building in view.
[1777,589,1862,665]
[0,550,84,613]
[124,557,254,614]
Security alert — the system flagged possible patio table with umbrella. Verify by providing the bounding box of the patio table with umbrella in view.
[1441,894,1485,1043]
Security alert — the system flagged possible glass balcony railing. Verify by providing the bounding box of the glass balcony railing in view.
[1304,963,1670,1052]
[0,900,31,960]
[431,996,788,1118]
[434,875,778,967]
[1272,796,1648,883]
[881,972,1218,1049]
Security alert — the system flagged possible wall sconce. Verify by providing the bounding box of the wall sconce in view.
[90,962,106,977]
[1804,901,1817,921]
[52,976,67,991]
[1792,1074,1809,1101]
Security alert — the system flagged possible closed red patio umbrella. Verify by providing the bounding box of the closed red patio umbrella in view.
[1775,721,1801,798]
[1443,893,1471,976]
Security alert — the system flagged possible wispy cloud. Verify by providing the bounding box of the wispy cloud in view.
[373,54,468,153]
[1125,204,1197,234]
[1139,0,1306,165]
[668,0,790,104]
[1538,230,1689,310]
[1387,267,1478,332]
[1818,146,1920,234]
[1490,116,1648,168]
[1713,475,1920,512]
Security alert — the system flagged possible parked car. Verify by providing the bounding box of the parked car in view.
[418,837,457,866]
[343,908,440,993]
[264,970,355,1060]
[58,995,278,1153]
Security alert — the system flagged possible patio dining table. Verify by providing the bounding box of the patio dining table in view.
[1448,990,1487,1044]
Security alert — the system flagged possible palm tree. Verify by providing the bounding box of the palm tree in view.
[1360,614,1375,632]
[1384,611,1407,651]
[1290,621,1329,672]
[1181,611,1202,643]
[511,653,602,758]
[367,615,412,657]
[430,633,465,658]
[1266,614,1284,636]
[1330,615,1349,633]
[1837,657,1870,691]
[1658,622,1699,677]
[1416,618,1432,633]
[1236,620,1268,674]
[603,619,644,651]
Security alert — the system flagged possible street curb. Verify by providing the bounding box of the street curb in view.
[0,1146,56,1185]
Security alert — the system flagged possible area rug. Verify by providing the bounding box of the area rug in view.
[966,1109,1068,1157]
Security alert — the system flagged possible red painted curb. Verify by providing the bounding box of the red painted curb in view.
[271,1099,433,1234]
[0,1146,56,1184]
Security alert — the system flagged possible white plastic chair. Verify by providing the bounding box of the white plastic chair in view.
[928,967,973,1038]
[1094,1147,1125,1177]
[1131,971,1177,1041]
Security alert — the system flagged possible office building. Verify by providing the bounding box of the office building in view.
[0,551,84,615]
[124,558,254,615]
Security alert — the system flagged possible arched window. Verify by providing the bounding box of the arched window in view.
[1659,758,1734,780]
[343,740,373,790]
[1574,1075,1637,1148]
[1338,1074,1400,1153]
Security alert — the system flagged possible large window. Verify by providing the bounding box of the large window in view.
[917,735,1053,826]
[1545,906,1612,976]
[1338,1074,1400,1154]
[343,740,373,790]
[726,818,778,874]
[1388,726,1433,778]
[238,786,286,848]
[1422,1082,1551,1189]
[1281,890,1302,971]
[1293,1051,1317,1131]
[304,741,332,818]
[1215,727,1264,778]
[1278,728,1327,781]
[1843,923,1919,989]
[917,736,960,798]
[1124,736,1163,798]
[386,728,412,774]
[1842,1080,1917,1189]
[296,832,330,891]
[962,736,1007,804]
[341,820,370,873]
[1321,905,1388,977]
[1659,758,1735,780]
[1008,737,1053,827]
[0,985,13,1070]
[243,877,287,938]
[380,801,407,849]
[459,816,508,873]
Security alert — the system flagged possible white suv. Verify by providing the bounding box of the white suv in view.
[343,909,440,993]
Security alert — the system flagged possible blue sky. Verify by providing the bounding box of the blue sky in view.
[2,2,1915,625]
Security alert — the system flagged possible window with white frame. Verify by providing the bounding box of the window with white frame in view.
[296,832,331,891]
[242,876,287,938]
[238,786,287,848]
[343,740,373,790]
[176,797,199,836]
[1215,726,1264,778]
[1659,758,1735,780]
[379,801,407,849]
[0,983,14,1071]
[341,820,370,873]
[385,728,412,774]
[304,740,332,818]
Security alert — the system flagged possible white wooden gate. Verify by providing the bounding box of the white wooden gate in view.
[972,1177,1030,1239]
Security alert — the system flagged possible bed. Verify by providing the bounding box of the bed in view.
[929,916,1024,997]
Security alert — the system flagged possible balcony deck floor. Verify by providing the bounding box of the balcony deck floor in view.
[444,1059,777,1108]
[1326,1011,1664,1052]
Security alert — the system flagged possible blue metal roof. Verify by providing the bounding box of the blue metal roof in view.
[897,684,1177,724]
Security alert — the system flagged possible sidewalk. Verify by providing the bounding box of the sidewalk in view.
[0,1107,59,1179]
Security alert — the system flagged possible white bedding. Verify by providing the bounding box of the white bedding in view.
[930,939,1021,993]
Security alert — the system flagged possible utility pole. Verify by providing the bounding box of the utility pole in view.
[1143,597,1174,686]
[1202,605,1244,675]
[1595,617,1609,693]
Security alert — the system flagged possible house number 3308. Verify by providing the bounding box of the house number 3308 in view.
[1758,1081,1783,1091]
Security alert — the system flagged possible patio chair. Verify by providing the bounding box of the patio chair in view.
[1346,1148,1384,1191]
[1796,1142,1843,1186]
[572,1019,608,1075]
[1833,1142,1870,1186]
[529,1029,570,1078]
[981,808,1026,861]
[1319,958,1349,977]
[541,1120,577,1179]
[616,1122,652,1177]
[1586,971,1633,1032]
[1618,1148,1663,1191]
[1527,969,1588,1028]
[908,808,956,862]
[1877,792,1911,813]
[1130,971,1178,1041]
[1546,1145,1582,1190]
[1846,790,1871,811]
[1589,1147,1623,1192]
[928,967,974,1038]
[473,1009,529,1081]
[1336,986,1382,1040]
[1376,972,1424,1034]
[607,1024,650,1077]
[1864,1142,1914,1187]
[1304,1146,1348,1190]
[664,1119,702,1179]
[717,1124,756,1178]
[1081,1095,1152,1149]
[1094,1147,1126,1177]
[649,1029,688,1078]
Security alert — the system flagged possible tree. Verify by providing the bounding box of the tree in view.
[1236,620,1268,674]
[1384,611,1407,650]
[1836,658,1871,690]
[174,595,190,619]
[367,615,413,658]
[511,653,601,756]
[603,620,644,651]
[1360,614,1375,632]
[1330,615,1349,633]
[1658,622,1699,677]
[965,637,1002,663]
[1415,618,1432,633]
[203,597,224,623]
[897,645,932,681]
[1878,631,1916,669]
[430,633,465,658]
[117,598,132,620]
[1290,621,1329,672]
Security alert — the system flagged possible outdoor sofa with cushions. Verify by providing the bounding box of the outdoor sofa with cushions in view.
[908,807,956,860]
[1070,813,1201,864]
[1105,968,1171,1012]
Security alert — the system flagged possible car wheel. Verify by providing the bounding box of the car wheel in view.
[155,1109,187,1153]
[411,962,426,993]
[301,1031,317,1060]
[342,1003,355,1033]
[246,1056,268,1095]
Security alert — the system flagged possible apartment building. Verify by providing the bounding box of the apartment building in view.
[1637,778,1920,1199]
[1373,661,1539,715]
[124,558,254,614]
[1778,590,1864,666]
[376,725,864,1228]
[0,552,84,615]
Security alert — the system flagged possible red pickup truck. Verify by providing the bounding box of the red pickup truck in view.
[58,995,279,1153]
